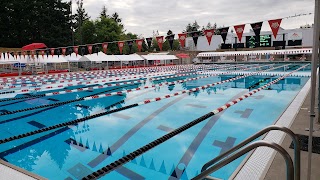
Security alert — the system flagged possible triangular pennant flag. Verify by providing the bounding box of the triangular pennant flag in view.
[251,21,263,37]
[146,37,152,48]
[73,46,79,56]
[234,24,246,42]
[41,50,45,58]
[106,147,112,156]
[98,143,104,153]
[56,49,60,57]
[218,27,229,43]
[68,47,72,56]
[92,142,97,152]
[102,42,108,54]
[23,51,26,58]
[204,29,215,45]
[95,46,99,55]
[192,31,200,47]
[136,39,143,52]
[178,33,187,48]
[46,49,49,57]
[166,34,175,50]
[31,50,35,59]
[62,48,66,56]
[0,52,2,59]
[156,36,164,51]
[14,51,18,59]
[3,52,5,59]
[268,19,282,38]
[85,139,90,149]
[122,150,126,157]
[127,40,134,54]
[7,52,10,59]
[18,51,22,58]
[80,47,85,56]
[87,44,93,54]
[170,164,177,178]
[35,50,39,59]
[79,137,83,147]
[50,48,55,57]
[118,41,125,54]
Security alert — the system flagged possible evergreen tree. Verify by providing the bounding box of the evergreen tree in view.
[100,6,109,19]
[192,21,200,31]
[74,0,90,44]
[206,22,213,29]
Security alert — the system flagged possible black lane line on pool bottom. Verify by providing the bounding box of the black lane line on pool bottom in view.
[168,90,247,180]
[0,85,133,125]
[0,83,138,116]
[87,94,188,168]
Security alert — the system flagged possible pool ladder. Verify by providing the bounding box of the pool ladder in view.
[192,125,301,180]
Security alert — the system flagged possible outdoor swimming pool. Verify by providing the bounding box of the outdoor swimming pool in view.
[0,63,311,179]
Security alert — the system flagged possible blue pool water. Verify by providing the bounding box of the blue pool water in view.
[0,63,311,179]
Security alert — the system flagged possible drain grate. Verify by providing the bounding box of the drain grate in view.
[289,134,320,154]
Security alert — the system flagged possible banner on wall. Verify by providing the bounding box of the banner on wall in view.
[288,32,303,41]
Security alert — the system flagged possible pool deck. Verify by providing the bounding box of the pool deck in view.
[264,88,320,180]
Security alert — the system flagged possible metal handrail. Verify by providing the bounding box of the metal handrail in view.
[192,140,294,180]
[200,125,300,180]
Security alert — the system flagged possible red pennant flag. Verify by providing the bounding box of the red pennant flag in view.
[234,24,245,42]
[87,45,93,54]
[73,46,79,56]
[14,52,18,59]
[204,29,215,45]
[268,19,282,38]
[62,48,66,56]
[102,43,108,54]
[41,50,45,58]
[156,36,164,51]
[23,51,26,58]
[0,52,2,59]
[178,33,187,48]
[118,41,124,54]
[50,48,55,57]
[136,39,143,52]
[31,50,35,59]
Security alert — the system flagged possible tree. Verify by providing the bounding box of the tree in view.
[192,21,200,31]
[100,6,109,19]
[74,0,90,44]
[206,22,213,29]
[0,0,73,48]
[167,30,173,35]
[185,23,193,33]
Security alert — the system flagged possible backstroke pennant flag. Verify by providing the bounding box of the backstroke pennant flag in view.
[218,27,229,44]
[102,42,108,54]
[136,39,144,52]
[127,40,134,54]
[178,33,187,48]
[234,24,245,42]
[87,44,93,54]
[166,34,175,50]
[268,19,282,38]
[204,29,215,45]
[73,46,79,56]
[41,50,45,58]
[156,36,164,51]
[146,37,152,48]
[118,41,125,54]
[250,21,263,37]
[50,48,55,57]
[192,31,201,47]
[62,48,66,56]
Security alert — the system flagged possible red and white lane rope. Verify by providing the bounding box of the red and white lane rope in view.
[83,64,281,101]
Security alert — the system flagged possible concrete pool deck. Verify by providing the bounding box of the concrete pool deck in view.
[264,88,320,180]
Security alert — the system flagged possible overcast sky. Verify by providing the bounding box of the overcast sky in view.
[71,0,315,38]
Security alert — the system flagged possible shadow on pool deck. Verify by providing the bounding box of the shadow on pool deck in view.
[264,90,320,180]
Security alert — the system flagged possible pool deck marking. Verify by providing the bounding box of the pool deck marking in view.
[88,94,188,168]
[213,137,237,155]
[157,125,174,133]
[234,108,253,118]
[251,95,264,99]
[27,121,46,129]
[112,113,132,120]
[115,166,145,180]
[67,163,93,180]
[168,90,247,180]
[0,127,70,158]
[186,104,207,108]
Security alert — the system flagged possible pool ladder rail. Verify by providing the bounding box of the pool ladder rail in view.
[192,125,300,180]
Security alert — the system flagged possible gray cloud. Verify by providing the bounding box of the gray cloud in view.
[71,0,314,38]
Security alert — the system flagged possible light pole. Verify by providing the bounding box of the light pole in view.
[307,1,320,180]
